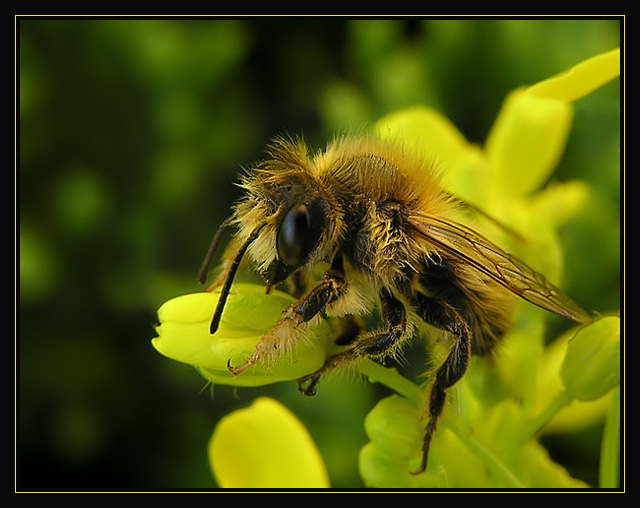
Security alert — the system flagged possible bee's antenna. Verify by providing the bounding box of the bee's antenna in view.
[198,217,233,285]
[209,223,265,335]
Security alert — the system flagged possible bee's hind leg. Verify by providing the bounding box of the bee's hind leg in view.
[410,292,471,475]
[298,287,409,396]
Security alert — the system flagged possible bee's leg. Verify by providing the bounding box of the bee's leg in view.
[298,287,408,396]
[410,292,471,475]
[227,256,348,375]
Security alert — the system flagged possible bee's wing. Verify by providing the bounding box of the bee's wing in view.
[407,211,591,323]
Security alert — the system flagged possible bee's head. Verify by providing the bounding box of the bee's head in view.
[237,165,332,284]
[201,139,339,334]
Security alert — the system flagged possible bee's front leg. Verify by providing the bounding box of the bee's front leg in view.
[227,257,348,376]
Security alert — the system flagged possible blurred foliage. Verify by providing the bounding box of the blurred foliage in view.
[17,17,621,490]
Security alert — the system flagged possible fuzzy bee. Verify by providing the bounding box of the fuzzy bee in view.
[198,135,591,474]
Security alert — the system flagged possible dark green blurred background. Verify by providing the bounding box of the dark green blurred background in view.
[18,17,621,490]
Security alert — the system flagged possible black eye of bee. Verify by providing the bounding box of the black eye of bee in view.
[277,203,323,268]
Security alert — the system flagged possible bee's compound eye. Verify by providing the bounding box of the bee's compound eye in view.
[277,201,322,268]
[277,204,311,268]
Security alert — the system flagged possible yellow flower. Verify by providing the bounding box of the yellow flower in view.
[152,284,331,387]
[208,397,331,488]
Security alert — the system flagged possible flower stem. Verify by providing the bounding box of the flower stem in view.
[357,359,424,405]
[523,389,573,441]
[599,386,620,488]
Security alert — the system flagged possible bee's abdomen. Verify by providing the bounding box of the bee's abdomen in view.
[416,259,513,355]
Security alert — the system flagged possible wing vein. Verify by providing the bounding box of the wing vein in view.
[407,211,591,323]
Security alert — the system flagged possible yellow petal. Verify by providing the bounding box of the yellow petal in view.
[375,105,469,166]
[520,441,589,488]
[209,397,331,488]
[485,89,573,197]
[526,180,590,228]
[527,48,620,102]
[374,105,487,203]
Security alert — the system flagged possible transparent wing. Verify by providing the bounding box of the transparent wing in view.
[407,211,591,323]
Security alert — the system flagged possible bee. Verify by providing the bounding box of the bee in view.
[198,135,591,474]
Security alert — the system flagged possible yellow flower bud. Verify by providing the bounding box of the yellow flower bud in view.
[561,316,620,401]
[152,284,330,387]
